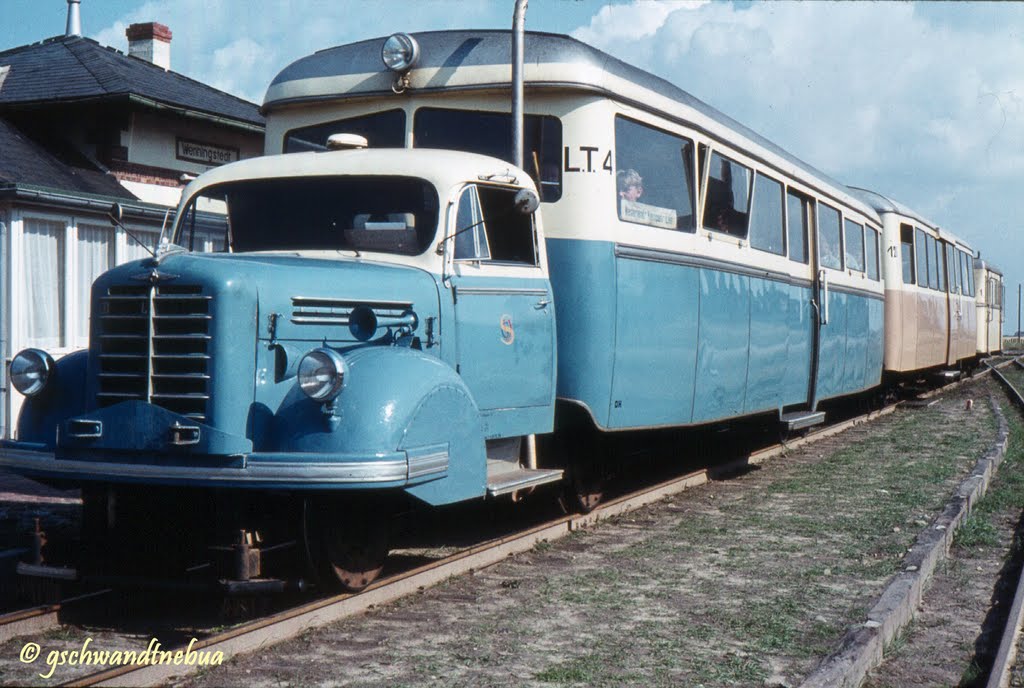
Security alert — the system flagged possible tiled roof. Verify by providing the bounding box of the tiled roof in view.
[0,117,136,199]
[0,35,263,127]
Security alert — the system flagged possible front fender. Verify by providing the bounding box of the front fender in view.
[16,350,90,447]
[271,347,486,504]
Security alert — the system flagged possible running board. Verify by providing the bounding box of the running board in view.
[780,411,826,431]
[486,459,563,497]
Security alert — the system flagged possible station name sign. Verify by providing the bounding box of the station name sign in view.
[176,138,239,166]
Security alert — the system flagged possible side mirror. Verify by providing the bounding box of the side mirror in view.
[514,188,540,215]
[107,202,124,227]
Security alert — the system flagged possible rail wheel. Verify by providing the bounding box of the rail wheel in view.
[311,500,389,592]
[565,436,606,513]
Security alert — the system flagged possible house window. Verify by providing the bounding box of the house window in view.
[76,224,115,342]
[22,219,65,350]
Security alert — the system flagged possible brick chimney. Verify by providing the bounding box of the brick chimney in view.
[126,22,172,71]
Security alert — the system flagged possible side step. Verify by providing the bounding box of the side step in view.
[780,411,826,432]
[486,459,563,497]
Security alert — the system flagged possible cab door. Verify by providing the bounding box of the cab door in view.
[447,183,555,437]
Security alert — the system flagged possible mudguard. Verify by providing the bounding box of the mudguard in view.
[271,346,487,505]
[16,350,90,448]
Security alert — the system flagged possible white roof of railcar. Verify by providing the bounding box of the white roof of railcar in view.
[847,186,974,250]
[264,30,878,222]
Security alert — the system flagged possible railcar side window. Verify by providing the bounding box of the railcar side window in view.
[786,191,810,264]
[900,224,915,285]
[961,252,972,296]
[453,184,537,266]
[935,239,947,292]
[866,228,880,280]
[844,219,865,272]
[749,173,785,255]
[945,244,957,293]
[283,110,406,152]
[967,256,976,296]
[614,117,695,232]
[702,151,751,237]
[817,202,842,270]
[414,108,562,202]
[915,228,929,288]
[926,234,938,290]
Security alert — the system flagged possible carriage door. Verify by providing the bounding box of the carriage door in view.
[447,184,555,432]
[811,202,847,406]
[786,190,819,410]
[944,242,961,364]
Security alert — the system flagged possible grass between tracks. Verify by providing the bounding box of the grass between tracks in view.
[862,371,1024,688]
[528,386,995,687]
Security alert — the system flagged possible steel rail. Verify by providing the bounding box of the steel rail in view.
[58,361,1003,687]
[984,356,1024,688]
[0,589,110,644]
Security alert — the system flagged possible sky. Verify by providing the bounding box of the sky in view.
[2,0,1022,333]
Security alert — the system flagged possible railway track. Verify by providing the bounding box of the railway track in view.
[0,361,1002,685]
[16,365,986,687]
[984,356,1024,688]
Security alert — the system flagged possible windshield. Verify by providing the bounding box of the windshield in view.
[174,176,439,255]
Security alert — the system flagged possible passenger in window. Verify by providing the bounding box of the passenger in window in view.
[617,169,643,202]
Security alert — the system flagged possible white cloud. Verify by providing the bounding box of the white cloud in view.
[90,0,495,104]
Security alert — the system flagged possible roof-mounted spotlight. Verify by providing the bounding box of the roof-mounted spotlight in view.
[382,32,419,93]
[382,33,420,72]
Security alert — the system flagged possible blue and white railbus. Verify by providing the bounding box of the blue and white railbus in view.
[265,31,885,438]
[0,29,891,593]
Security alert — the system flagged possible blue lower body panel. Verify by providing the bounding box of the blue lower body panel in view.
[547,238,826,430]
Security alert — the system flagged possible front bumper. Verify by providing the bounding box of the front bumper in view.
[0,442,449,490]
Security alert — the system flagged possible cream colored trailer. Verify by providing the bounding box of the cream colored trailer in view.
[850,188,977,372]
[975,259,1004,355]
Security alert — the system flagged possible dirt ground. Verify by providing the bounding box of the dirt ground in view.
[158,380,999,688]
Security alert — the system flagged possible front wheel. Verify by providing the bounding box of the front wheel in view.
[307,499,390,592]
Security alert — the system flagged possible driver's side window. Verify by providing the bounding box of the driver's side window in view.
[454,185,491,261]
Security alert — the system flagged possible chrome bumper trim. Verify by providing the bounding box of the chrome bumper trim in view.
[0,447,444,486]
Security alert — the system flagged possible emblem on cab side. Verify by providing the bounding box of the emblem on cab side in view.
[500,314,515,345]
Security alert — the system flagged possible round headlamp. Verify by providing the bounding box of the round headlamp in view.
[10,348,54,397]
[297,348,348,402]
[382,32,419,72]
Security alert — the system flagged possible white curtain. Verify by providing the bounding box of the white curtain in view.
[120,227,159,264]
[76,225,114,343]
[23,219,65,350]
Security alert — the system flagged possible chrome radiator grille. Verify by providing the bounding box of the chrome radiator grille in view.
[97,284,212,421]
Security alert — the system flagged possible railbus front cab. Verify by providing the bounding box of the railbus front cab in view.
[0,147,559,591]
